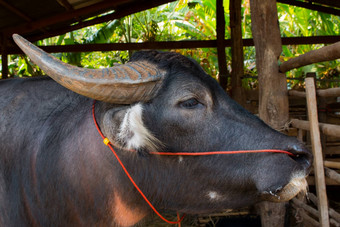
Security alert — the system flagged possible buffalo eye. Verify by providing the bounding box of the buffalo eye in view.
[179,98,202,109]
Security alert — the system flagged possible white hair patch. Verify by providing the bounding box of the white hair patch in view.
[207,191,222,201]
[118,104,161,151]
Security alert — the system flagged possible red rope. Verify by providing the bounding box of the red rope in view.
[92,101,185,225]
[152,150,294,156]
[91,100,294,225]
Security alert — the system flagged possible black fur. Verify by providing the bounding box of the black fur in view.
[0,51,312,226]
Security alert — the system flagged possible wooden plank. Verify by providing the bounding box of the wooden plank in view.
[305,77,330,227]
[280,41,340,73]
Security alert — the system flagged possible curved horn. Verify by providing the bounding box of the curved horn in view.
[13,34,165,104]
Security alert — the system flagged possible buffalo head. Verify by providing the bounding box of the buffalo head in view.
[12,34,312,224]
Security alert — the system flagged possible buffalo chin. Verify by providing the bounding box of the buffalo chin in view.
[260,176,308,203]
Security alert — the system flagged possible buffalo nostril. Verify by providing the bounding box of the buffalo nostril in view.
[287,144,313,172]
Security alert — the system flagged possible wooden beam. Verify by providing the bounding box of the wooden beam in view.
[279,41,340,73]
[308,0,340,9]
[0,0,33,22]
[324,167,340,184]
[305,77,329,227]
[56,0,74,11]
[324,146,340,155]
[7,40,218,54]
[5,36,340,55]
[324,161,340,170]
[25,0,176,42]
[1,52,8,79]
[0,34,8,79]
[329,206,340,224]
[216,0,228,89]
[291,198,319,218]
[2,0,136,35]
[289,87,340,98]
[317,87,340,97]
[291,119,340,138]
[230,0,245,104]
[26,33,339,48]
[298,210,320,227]
[277,0,340,17]
[309,192,340,223]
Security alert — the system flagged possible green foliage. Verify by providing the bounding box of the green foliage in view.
[277,3,340,88]
[3,0,339,89]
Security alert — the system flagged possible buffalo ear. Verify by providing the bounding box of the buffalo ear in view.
[103,104,162,153]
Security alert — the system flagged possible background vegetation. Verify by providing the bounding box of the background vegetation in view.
[2,0,340,89]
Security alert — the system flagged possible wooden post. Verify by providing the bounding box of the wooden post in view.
[230,0,245,105]
[305,77,330,226]
[216,0,228,90]
[297,128,304,142]
[250,0,288,226]
[0,33,8,79]
[250,0,289,130]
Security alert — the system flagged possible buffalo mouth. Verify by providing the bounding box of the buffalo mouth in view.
[260,173,308,202]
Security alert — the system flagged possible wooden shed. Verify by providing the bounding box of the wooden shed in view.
[1,0,340,226]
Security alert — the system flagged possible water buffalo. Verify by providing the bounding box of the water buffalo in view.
[0,34,312,226]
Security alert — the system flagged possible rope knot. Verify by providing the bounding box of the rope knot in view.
[103,138,110,146]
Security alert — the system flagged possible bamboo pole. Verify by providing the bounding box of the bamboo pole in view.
[291,119,340,138]
[305,77,330,227]
[279,41,340,73]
